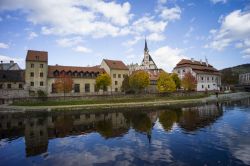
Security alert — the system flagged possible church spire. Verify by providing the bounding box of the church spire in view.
[144,38,149,53]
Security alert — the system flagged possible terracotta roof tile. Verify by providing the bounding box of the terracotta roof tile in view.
[104,59,128,70]
[26,50,48,62]
[174,59,220,74]
[48,65,105,78]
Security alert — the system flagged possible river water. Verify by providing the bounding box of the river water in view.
[0,98,250,166]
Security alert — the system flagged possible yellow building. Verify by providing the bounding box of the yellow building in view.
[100,59,129,92]
[24,50,128,96]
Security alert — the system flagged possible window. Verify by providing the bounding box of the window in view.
[74,84,80,93]
[7,84,11,89]
[113,74,116,78]
[30,72,34,77]
[40,72,43,77]
[52,84,56,93]
[40,64,43,68]
[40,81,43,86]
[30,82,34,86]
[115,81,118,85]
[118,74,121,78]
[208,85,210,88]
[31,64,34,68]
[212,77,214,81]
[207,77,209,81]
[201,77,204,81]
[183,69,185,72]
[0,84,2,89]
[115,88,118,92]
[19,84,23,89]
[123,74,126,78]
[202,85,204,89]
[178,70,180,74]
[85,83,90,93]
[40,130,44,136]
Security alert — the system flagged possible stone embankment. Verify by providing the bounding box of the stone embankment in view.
[0,92,249,112]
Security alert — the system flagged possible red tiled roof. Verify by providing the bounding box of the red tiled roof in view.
[174,59,220,74]
[48,65,105,78]
[103,59,128,70]
[26,50,48,62]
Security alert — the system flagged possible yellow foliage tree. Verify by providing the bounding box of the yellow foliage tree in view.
[96,73,111,91]
[157,72,176,93]
[54,75,73,93]
[129,70,150,93]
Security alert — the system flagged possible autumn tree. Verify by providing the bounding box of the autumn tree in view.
[129,70,150,93]
[95,73,111,91]
[54,74,73,93]
[121,75,130,93]
[182,71,197,91]
[157,72,176,93]
[171,73,181,90]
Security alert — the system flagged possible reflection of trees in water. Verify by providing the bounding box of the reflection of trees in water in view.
[96,120,113,138]
[159,110,178,131]
[54,115,73,137]
[158,104,223,132]
[123,112,152,133]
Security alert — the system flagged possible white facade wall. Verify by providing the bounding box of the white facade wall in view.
[173,67,221,91]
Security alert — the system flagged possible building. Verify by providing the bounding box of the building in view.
[0,60,21,70]
[25,50,48,94]
[128,39,164,92]
[47,65,105,94]
[239,73,250,85]
[173,58,221,91]
[24,50,128,96]
[100,59,129,92]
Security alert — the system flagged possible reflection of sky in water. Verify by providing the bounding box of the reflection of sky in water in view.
[0,100,250,166]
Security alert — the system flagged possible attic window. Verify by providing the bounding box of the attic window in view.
[35,56,39,60]
[113,62,116,64]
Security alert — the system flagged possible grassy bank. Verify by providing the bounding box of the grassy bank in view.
[12,94,209,106]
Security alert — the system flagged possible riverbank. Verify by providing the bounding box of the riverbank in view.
[0,92,249,112]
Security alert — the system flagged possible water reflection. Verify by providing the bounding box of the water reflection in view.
[0,99,250,165]
[0,103,224,158]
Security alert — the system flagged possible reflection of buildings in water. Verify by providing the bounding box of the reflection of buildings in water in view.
[178,104,223,131]
[0,111,132,156]
[25,117,48,157]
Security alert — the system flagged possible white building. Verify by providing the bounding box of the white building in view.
[173,58,221,91]
[239,73,250,85]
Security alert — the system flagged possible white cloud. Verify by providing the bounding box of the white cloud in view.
[147,33,165,41]
[73,46,92,53]
[152,46,188,72]
[207,10,250,58]
[56,37,83,47]
[160,6,181,21]
[0,42,9,49]
[0,0,132,37]
[210,0,227,4]
[0,55,24,67]
[28,31,38,40]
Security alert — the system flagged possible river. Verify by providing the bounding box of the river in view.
[0,98,250,166]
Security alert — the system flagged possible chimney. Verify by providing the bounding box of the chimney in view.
[205,57,208,67]
[10,60,14,65]
[200,59,202,64]
[191,58,194,62]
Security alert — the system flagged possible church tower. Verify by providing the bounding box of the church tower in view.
[141,39,158,70]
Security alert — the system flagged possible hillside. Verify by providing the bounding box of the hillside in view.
[220,64,250,85]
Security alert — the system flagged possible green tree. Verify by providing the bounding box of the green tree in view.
[157,72,176,93]
[129,71,150,93]
[96,73,111,91]
[182,71,197,91]
[171,73,181,89]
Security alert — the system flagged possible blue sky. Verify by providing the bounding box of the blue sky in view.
[0,0,250,72]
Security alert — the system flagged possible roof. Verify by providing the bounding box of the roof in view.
[103,59,128,70]
[174,59,220,75]
[0,70,25,82]
[0,62,21,70]
[26,50,48,62]
[48,65,105,78]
